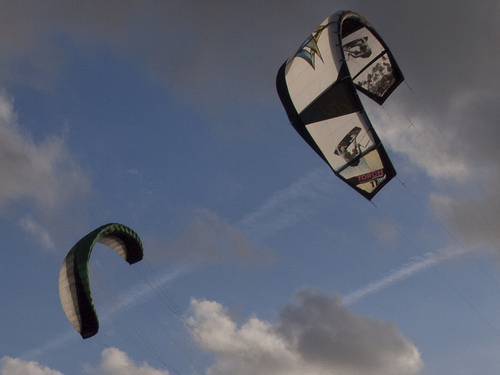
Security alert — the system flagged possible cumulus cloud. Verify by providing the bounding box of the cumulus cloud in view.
[406,87,500,251]
[187,299,297,375]
[360,3,500,245]
[12,288,422,375]
[150,208,276,266]
[0,356,63,375]
[93,347,170,375]
[1,349,170,375]
[0,91,90,210]
[0,90,90,249]
[378,108,470,182]
[375,74,500,251]
[187,289,423,375]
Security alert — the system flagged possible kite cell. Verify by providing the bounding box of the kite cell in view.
[276,10,403,199]
[59,223,144,339]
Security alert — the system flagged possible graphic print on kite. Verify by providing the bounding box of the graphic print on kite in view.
[334,126,363,166]
[342,26,398,101]
[343,37,372,59]
[276,10,403,200]
[294,25,326,69]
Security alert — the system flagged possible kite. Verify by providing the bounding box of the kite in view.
[59,223,144,339]
[276,10,404,199]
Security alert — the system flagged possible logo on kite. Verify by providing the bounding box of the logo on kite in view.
[294,25,326,69]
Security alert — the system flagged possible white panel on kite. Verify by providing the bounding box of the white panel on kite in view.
[285,20,342,114]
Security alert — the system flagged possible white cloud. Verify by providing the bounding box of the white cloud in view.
[187,289,423,375]
[376,84,500,252]
[0,356,63,375]
[0,91,90,210]
[0,90,91,249]
[93,348,170,375]
[423,87,500,251]
[1,349,171,375]
[372,102,470,182]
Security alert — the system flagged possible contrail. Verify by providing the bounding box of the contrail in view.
[343,245,475,305]
[98,265,185,320]
[236,168,334,240]
[236,169,477,307]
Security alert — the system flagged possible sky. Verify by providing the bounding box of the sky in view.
[1,1,500,374]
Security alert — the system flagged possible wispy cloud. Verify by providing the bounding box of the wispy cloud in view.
[19,217,55,250]
[150,209,276,266]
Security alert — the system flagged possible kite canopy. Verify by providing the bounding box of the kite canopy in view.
[276,10,403,200]
[59,223,144,339]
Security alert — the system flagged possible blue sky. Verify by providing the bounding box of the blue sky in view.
[1,1,500,374]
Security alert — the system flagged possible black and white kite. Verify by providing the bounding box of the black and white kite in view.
[277,11,404,200]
